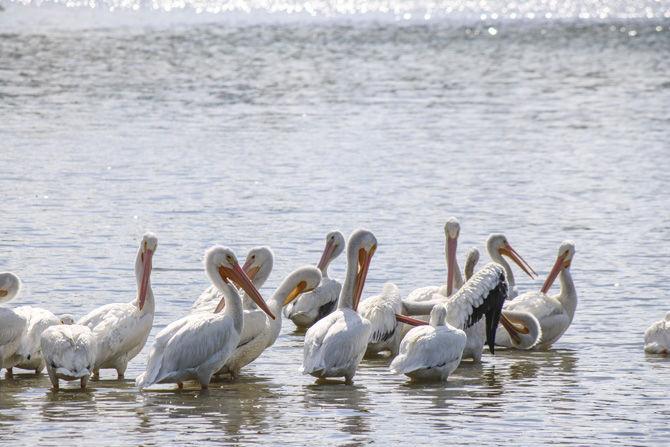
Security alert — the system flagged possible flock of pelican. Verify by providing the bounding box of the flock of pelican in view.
[0,219,667,390]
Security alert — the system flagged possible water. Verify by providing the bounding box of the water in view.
[1,1,669,444]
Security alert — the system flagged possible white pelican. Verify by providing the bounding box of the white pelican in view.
[136,246,275,390]
[496,241,576,350]
[191,246,274,313]
[463,247,480,281]
[302,229,375,384]
[0,272,27,378]
[78,232,157,379]
[40,324,97,390]
[219,265,322,379]
[358,283,403,357]
[13,307,73,374]
[285,231,345,329]
[390,305,466,381]
[644,312,670,354]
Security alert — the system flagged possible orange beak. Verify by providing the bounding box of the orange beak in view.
[215,263,275,320]
[499,242,537,279]
[446,235,457,296]
[242,257,261,282]
[395,314,429,327]
[352,245,375,312]
[138,249,153,311]
[317,240,337,271]
[541,252,569,294]
[499,313,529,345]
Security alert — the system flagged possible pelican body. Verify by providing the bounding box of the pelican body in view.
[191,246,274,313]
[302,229,375,384]
[0,273,27,378]
[136,246,275,390]
[644,313,670,354]
[497,241,576,350]
[219,266,322,378]
[41,324,97,390]
[358,283,403,356]
[390,305,466,381]
[13,307,72,374]
[285,231,345,329]
[78,233,157,379]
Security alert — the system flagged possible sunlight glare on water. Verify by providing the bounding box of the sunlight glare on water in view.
[0,0,669,445]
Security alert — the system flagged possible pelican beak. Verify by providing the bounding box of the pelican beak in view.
[138,248,154,311]
[242,258,261,282]
[0,289,7,298]
[499,313,529,345]
[283,281,310,306]
[352,245,376,312]
[541,252,569,294]
[446,235,457,296]
[499,242,537,279]
[317,240,337,271]
[395,314,429,326]
[216,263,276,320]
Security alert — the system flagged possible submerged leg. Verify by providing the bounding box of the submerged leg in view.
[46,367,59,391]
[92,369,100,381]
[80,375,89,390]
[177,382,183,390]
[6,367,13,378]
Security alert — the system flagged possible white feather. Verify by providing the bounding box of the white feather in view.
[358,283,403,355]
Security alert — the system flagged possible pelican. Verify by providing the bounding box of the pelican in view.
[13,307,73,374]
[191,246,274,313]
[358,283,402,357]
[41,324,97,390]
[644,312,670,354]
[486,233,537,298]
[78,232,157,379]
[390,305,466,381]
[285,231,345,329]
[219,265,322,379]
[496,241,576,350]
[0,272,27,378]
[136,246,275,390]
[302,229,375,384]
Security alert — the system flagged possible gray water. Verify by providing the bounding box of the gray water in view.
[1,1,669,445]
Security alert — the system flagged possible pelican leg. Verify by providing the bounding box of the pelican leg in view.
[6,367,13,378]
[46,366,59,391]
[115,361,128,380]
[177,382,183,390]
[92,369,100,381]
[80,375,89,390]
[344,375,354,385]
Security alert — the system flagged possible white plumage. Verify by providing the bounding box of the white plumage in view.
[390,305,466,381]
[358,283,403,356]
[13,306,69,373]
[136,245,276,390]
[285,231,345,328]
[302,229,376,384]
[40,324,97,390]
[0,272,27,377]
[79,232,157,379]
[191,246,274,314]
[218,266,322,378]
[644,312,670,354]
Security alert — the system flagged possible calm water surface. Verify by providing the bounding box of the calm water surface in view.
[1,1,669,445]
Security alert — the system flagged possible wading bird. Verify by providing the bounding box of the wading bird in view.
[644,312,670,354]
[0,273,27,378]
[41,324,98,390]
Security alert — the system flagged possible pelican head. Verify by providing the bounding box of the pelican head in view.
[59,314,75,325]
[487,234,537,279]
[499,310,542,349]
[346,229,377,312]
[242,246,274,285]
[464,247,480,281]
[444,217,460,295]
[205,246,276,320]
[541,241,576,294]
[429,304,448,327]
[317,230,346,272]
[0,272,21,304]
[281,266,323,307]
[137,232,158,311]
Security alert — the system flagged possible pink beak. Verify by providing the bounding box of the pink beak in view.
[541,252,568,294]
[138,249,153,311]
[317,240,337,271]
[446,236,457,296]
[395,314,429,327]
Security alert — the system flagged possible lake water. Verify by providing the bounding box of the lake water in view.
[1,1,669,445]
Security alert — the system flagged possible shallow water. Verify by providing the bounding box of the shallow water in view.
[1,1,670,445]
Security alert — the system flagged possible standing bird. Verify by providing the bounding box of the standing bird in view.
[41,324,97,390]
[12,307,73,374]
[497,241,576,350]
[302,229,375,384]
[191,246,274,313]
[219,266,322,378]
[644,313,670,354]
[136,246,275,390]
[390,305,466,382]
[0,272,27,378]
[486,234,537,298]
[285,231,345,329]
[78,232,157,380]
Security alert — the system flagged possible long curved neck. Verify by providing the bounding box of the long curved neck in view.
[556,268,577,319]
[134,248,153,313]
[221,283,244,334]
[337,250,358,310]
[318,258,332,279]
[489,249,515,289]
[445,241,464,292]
